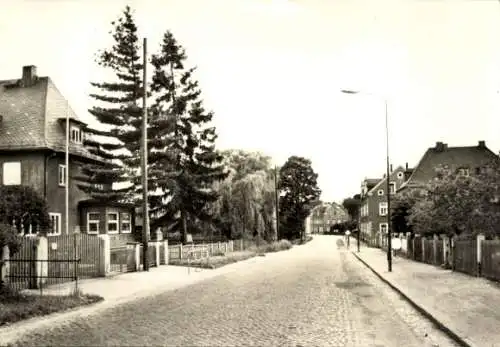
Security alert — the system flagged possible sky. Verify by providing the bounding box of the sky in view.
[1,0,500,203]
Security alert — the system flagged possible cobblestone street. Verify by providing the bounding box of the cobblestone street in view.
[10,236,458,347]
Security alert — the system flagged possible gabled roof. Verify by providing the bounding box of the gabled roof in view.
[0,66,101,162]
[399,141,499,190]
[368,165,406,193]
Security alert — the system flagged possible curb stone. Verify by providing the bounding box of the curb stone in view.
[351,251,473,347]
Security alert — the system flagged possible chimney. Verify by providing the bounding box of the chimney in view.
[478,140,486,148]
[390,164,393,172]
[435,141,447,152]
[405,162,408,170]
[22,65,37,87]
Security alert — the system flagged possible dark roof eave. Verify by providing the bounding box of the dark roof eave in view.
[78,199,135,209]
[57,117,88,128]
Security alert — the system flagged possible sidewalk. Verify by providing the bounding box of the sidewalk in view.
[353,246,500,347]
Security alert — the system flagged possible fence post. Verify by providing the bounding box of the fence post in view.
[34,236,48,289]
[134,243,140,271]
[421,237,426,262]
[433,234,438,264]
[442,235,449,266]
[240,239,244,251]
[224,242,228,254]
[477,233,485,276]
[163,240,169,265]
[98,235,110,276]
[155,241,161,266]
[179,244,183,260]
[1,245,10,286]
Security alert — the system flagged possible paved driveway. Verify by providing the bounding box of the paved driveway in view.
[10,236,458,347]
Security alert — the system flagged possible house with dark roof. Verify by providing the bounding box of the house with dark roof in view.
[308,202,349,233]
[359,164,413,246]
[398,141,499,193]
[0,65,135,237]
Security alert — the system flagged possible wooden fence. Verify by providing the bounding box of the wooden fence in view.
[2,236,249,293]
[423,238,433,265]
[453,240,478,276]
[6,237,38,290]
[47,234,102,285]
[391,234,500,283]
[481,240,500,281]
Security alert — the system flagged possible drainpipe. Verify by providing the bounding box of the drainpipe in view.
[44,152,57,198]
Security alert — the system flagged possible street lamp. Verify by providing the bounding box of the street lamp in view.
[341,89,392,272]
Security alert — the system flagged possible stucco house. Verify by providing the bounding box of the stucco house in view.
[0,65,135,237]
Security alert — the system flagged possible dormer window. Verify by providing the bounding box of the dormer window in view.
[71,125,82,144]
[458,168,470,177]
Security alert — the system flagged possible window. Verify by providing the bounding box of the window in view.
[377,189,384,196]
[379,223,388,234]
[397,172,404,179]
[389,182,396,194]
[379,202,388,216]
[87,213,100,234]
[2,162,21,185]
[93,183,104,191]
[458,168,470,177]
[121,212,131,233]
[107,212,119,234]
[71,125,82,144]
[49,213,62,236]
[58,165,66,186]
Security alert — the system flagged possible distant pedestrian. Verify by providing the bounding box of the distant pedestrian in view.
[345,230,351,249]
[336,238,344,249]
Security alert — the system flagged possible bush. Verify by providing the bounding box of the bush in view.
[0,223,22,257]
[256,239,292,253]
[170,251,256,269]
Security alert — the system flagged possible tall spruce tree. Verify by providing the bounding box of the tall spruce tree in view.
[149,31,227,241]
[79,6,143,202]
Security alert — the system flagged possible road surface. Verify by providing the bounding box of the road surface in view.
[11,236,458,346]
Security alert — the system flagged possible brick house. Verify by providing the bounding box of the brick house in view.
[398,141,499,194]
[359,164,413,246]
[0,65,135,237]
[309,202,349,234]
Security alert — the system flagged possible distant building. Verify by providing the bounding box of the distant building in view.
[398,141,498,193]
[359,165,412,246]
[308,202,349,234]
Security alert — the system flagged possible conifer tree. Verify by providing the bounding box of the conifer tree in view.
[79,6,143,202]
[149,31,227,241]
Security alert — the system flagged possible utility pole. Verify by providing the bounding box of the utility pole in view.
[274,165,279,241]
[141,38,150,271]
[65,102,70,235]
[385,99,392,272]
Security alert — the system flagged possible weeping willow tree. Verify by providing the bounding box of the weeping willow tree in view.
[212,150,277,241]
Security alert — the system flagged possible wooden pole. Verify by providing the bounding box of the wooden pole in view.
[65,102,70,234]
[142,37,150,271]
[274,165,279,241]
